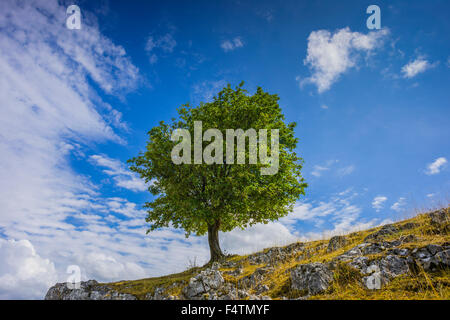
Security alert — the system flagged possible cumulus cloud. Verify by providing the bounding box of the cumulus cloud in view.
[0,0,404,299]
[0,0,219,299]
[0,239,57,299]
[89,155,149,192]
[220,37,244,52]
[425,157,447,175]
[0,0,165,298]
[301,27,389,93]
[72,252,145,282]
[222,222,297,255]
[372,196,387,212]
[401,57,435,78]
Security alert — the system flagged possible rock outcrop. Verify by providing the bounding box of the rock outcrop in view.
[327,235,347,253]
[290,263,333,296]
[45,280,137,300]
[182,263,225,299]
[45,207,450,300]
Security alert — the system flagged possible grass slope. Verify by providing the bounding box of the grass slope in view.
[108,207,450,300]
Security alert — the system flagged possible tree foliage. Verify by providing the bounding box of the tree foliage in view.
[128,83,307,261]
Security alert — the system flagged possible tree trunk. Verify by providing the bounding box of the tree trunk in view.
[207,220,224,262]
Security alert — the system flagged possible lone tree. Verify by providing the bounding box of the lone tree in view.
[128,83,307,262]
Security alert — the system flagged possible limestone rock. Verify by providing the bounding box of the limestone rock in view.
[182,265,224,299]
[428,209,449,227]
[335,243,369,261]
[327,236,347,253]
[45,280,137,300]
[290,263,333,296]
[411,245,450,272]
[364,224,399,242]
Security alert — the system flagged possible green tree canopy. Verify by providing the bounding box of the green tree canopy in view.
[128,83,307,262]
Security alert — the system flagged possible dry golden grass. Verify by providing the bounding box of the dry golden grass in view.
[106,206,449,300]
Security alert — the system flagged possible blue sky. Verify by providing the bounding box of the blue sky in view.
[0,0,449,299]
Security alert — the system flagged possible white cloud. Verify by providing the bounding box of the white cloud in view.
[311,165,329,177]
[281,190,378,241]
[0,1,216,300]
[257,9,274,22]
[391,197,406,212]
[72,252,145,282]
[320,105,329,109]
[223,189,373,250]
[425,157,447,175]
[145,33,177,64]
[0,0,407,299]
[281,202,337,225]
[401,57,435,78]
[301,27,388,93]
[89,154,149,192]
[0,0,163,299]
[222,222,297,255]
[0,0,139,233]
[311,160,353,178]
[220,37,244,52]
[337,165,355,177]
[0,239,57,299]
[372,196,387,212]
[149,34,177,53]
[191,80,227,104]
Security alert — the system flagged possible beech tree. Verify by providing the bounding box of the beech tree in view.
[128,83,307,262]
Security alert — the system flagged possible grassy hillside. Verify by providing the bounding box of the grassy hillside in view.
[108,206,450,300]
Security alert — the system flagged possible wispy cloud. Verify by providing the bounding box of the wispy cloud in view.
[300,27,389,93]
[280,189,379,240]
[391,197,406,212]
[372,196,388,212]
[337,165,355,177]
[401,57,436,78]
[425,157,447,175]
[191,80,227,104]
[256,9,274,22]
[145,31,177,64]
[0,0,154,298]
[311,160,354,178]
[311,165,330,177]
[89,155,149,192]
[220,37,244,52]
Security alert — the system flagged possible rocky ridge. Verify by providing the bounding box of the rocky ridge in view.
[45,207,450,300]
